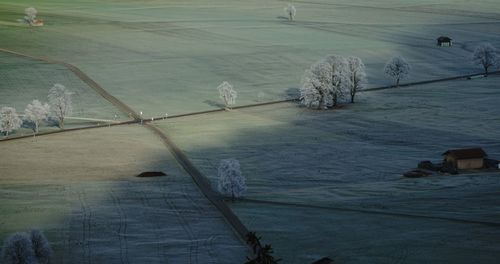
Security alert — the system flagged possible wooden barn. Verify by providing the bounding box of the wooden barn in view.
[437,36,452,47]
[442,148,487,170]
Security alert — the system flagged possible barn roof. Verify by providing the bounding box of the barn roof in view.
[442,148,487,159]
[437,36,452,41]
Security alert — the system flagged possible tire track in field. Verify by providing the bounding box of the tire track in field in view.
[180,182,218,264]
[77,189,92,264]
[109,189,130,264]
[161,181,199,264]
[134,181,167,263]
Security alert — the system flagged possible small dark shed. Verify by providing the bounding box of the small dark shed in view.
[442,148,487,170]
[437,36,452,47]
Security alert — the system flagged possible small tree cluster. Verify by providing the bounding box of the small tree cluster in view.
[472,43,498,76]
[245,232,281,264]
[0,83,72,137]
[284,4,296,21]
[218,81,237,110]
[384,56,411,87]
[0,230,52,264]
[300,54,367,109]
[217,158,246,200]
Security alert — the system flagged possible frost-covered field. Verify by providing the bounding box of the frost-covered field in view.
[0,125,246,263]
[1,0,500,116]
[0,52,129,136]
[157,77,500,263]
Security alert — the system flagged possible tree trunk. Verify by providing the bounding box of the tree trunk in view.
[485,65,489,76]
[396,77,400,87]
[35,121,39,133]
[59,117,64,129]
[351,91,355,103]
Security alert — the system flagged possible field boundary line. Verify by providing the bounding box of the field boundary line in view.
[239,198,500,227]
[144,124,251,244]
[0,48,141,120]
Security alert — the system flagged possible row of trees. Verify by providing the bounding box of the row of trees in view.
[0,84,72,136]
[299,42,498,109]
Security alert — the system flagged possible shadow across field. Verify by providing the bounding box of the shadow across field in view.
[155,77,500,264]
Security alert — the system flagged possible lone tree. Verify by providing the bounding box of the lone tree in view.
[0,107,22,137]
[284,4,296,21]
[217,158,246,201]
[346,56,367,103]
[48,83,73,129]
[24,99,50,134]
[300,54,350,109]
[218,81,237,110]
[1,230,52,264]
[245,232,281,264]
[24,7,37,24]
[384,56,410,87]
[472,43,498,76]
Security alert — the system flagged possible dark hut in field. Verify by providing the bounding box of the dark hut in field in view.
[442,148,487,170]
[437,36,452,47]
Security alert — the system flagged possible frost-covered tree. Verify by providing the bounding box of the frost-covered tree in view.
[48,83,72,129]
[0,230,52,264]
[217,159,246,201]
[300,60,332,109]
[284,4,296,21]
[384,56,410,87]
[24,7,37,24]
[24,100,50,134]
[218,81,237,110]
[346,56,367,103]
[30,230,52,264]
[0,232,38,264]
[324,54,350,107]
[300,55,351,109]
[472,43,498,76]
[0,107,22,137]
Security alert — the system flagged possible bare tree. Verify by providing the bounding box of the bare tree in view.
[0,107,22,137]
[218,81,237,110]
[346,56,367,103]
[48,84,73,129]
[472,43,498,76]
[384,56,410,87]
[217,159,246,201]
[24,100,50,134]
[284,4,296,21]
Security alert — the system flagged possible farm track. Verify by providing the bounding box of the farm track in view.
[145,124,251,242]
[238,198,500,227]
